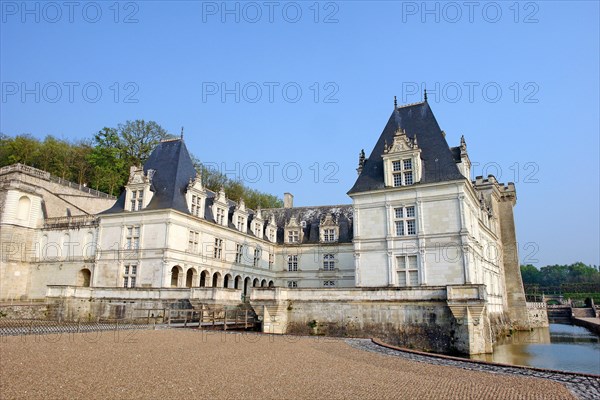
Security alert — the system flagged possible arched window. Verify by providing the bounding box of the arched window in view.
[186,269,196,288]
[171,266,181,287]
[212,272,221,288]
[78,268,91,287]
[199,271,209,287]
[17,196,31,221]
[224,274,232,288]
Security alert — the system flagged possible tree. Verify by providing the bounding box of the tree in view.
[520,264,541,286]
[117,120,171,166]
[87,128,128,195]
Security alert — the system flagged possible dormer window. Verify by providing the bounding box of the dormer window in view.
[254,222,262,237]
[319,213,339,243]
[130,190,144,211]
[288,230,300,243]
[212,188,229,226]
[124,166,153,211]
[323,229,336,242]
[285,216,303,244]
[382,127,422,188]
[268,228,276,242]
[392,159,413,187]
[191,195,201,216]
[216,207,226,225]
[237,216,245,231]
[186,175,206,218]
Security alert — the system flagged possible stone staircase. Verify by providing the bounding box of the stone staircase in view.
[572,307,596,318]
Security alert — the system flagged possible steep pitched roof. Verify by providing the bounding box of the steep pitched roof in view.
[264,205,354,244]
[348,101,464,195]
[102,139,197,214]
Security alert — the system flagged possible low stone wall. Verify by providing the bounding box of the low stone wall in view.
[45,286,245,321]
[0,303,50,319]
[251,285,495,355]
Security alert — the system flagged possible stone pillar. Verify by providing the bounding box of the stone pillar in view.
[447,285,493,354]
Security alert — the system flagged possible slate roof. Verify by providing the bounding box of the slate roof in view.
[348,101,465,195]
[101,139,353,244]
[264,205,354,244]
[102,139,197,214]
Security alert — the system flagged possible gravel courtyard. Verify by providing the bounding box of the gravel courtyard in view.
[1,329,576,400]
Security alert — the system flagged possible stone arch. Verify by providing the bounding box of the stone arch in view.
[186,268,197,288]
[17,196,31,221]
[268,280,274,288]
[253,278,259,287]
[224,273,233,288]
[77,268,91,287]
[171,265,183,287]
[261,279,267,288]
[212,272,222,288]
[243,277,251,298]
[234,275,242,289]
[199,270,209,287]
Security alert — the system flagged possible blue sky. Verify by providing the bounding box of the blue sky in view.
[1,1,599,267]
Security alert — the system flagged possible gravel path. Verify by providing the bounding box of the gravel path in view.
[0,330,577,400]
[348,339,600,400]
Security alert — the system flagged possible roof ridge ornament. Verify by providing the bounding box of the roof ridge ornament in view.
[394,96,397,110]
[424,88,428,102]
[180,126,184,140]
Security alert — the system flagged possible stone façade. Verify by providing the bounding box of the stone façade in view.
[0,99,535,354]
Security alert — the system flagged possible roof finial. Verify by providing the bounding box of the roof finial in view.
[180,126,184,140]
[394,95,397,110]
[424,88,428,102]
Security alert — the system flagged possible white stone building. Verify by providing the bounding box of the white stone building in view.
[0,99,531,354]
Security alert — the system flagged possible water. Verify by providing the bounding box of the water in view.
[471,323,600,375]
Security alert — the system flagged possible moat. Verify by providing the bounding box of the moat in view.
[471,323,600,375]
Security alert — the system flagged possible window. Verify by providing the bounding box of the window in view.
[394,206,416,236]
[323,280,336,287]
[126,226,140,249]
[323,228,336,242]
[254,223,262,237]
[188,231,199,253]
[237,216,245,231]
[268,253,274,269]
[123,264,137,288]
[253,247,261,267]
[287,255,298,271]
[216,207,225,225]
[235,243,243,264]
[392,158,414,187]
[130,190,144,211]
[287,281,298,288]
[397,255,418,286]
[323,254,335,271]
[288,230,299,243]
[213,238,223,259]
[269,228,276,242]
[191,195,201,217]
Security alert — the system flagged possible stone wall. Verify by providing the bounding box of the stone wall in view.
[45,286,245,321]
[251,285,496,355]
[526,302,549,328]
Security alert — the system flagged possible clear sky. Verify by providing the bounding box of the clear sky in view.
[1,1,599,267]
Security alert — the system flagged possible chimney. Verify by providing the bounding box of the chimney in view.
[284,193,294,209]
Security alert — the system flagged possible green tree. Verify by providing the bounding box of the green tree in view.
[520,264,541,286]
[117,120,170,166]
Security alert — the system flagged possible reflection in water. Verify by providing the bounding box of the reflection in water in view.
[471,324,600,375]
